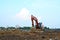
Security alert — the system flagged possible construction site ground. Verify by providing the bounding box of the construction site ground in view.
[0,28,45,40]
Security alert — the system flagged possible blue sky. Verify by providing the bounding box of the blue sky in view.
[0,0,60,28]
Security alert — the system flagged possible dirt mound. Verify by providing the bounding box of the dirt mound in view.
[0,28,43,40]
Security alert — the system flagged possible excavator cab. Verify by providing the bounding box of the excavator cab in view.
[38,22,42,29]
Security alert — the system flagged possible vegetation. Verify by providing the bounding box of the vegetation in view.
[0,26,31,31]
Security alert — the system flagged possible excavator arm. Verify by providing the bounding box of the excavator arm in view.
[31,15,40,29]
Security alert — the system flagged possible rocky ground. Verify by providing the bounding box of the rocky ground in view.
[0,28,44,40]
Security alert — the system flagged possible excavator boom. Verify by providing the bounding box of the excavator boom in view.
[31,15,40,29]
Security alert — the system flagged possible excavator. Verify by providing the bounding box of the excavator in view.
[31,15,43,29]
